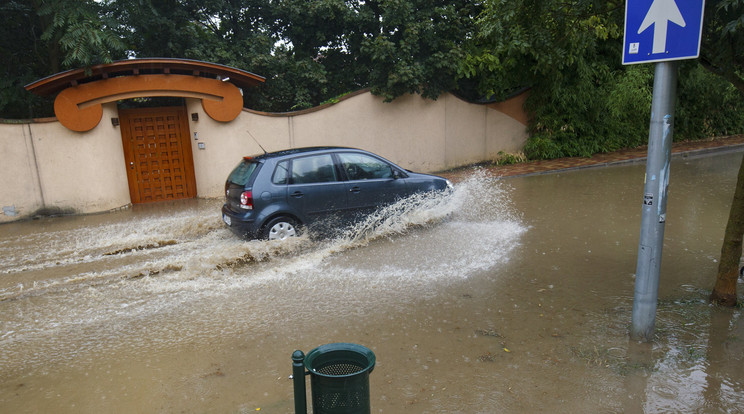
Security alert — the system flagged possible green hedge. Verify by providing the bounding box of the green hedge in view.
[522,63,744,160]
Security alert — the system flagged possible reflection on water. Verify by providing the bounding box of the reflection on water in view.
[0,151,743,413]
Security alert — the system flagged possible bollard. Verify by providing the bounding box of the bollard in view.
[292,350,307,414]
[292,343,376,414]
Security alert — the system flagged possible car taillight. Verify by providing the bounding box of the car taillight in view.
[240,191,253,210]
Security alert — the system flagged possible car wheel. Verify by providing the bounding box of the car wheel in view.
[263,216,299,241]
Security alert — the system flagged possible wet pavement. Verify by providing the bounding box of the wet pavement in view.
[1,136,743,413]
[441,134,744,181]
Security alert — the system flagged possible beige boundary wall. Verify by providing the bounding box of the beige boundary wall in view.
[1,103,131,223]
[1,90,527,222]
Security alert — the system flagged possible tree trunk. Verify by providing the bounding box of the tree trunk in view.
[711,153,744,306]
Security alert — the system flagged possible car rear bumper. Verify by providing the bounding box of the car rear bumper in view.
[221,204,260,239]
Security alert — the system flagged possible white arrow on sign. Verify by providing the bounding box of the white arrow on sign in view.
[637,0,687,54]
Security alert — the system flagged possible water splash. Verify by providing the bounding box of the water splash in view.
[0,172,526,370]
[1,172,524,300]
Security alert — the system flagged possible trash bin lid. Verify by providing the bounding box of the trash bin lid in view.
[304,342,376,378]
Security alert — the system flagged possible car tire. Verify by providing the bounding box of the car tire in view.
[262,216,300,241]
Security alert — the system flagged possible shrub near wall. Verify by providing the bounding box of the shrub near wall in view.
[523,63,744,160]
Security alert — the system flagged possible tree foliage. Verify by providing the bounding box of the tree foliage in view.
[108,0,212,59]
[1,0,478,115]
[0,0,124,118]
[701,0,744,93]
[458,0,743,306]
[459,1,623,98]
[361,0,479,101]
[37,0,125,69]
[460,0,659,158]
[460,0,744,159]
[0,1,49,118]
[2,0,744,140]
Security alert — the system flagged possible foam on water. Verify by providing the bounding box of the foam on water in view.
[0,171,526,369]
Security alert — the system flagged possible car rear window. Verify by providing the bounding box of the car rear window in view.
[227,159,260,186]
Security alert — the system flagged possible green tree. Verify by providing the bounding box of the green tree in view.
[459,0,639,158]
[0,0,124,118]
[198,0,480,111]
[147,0,361,112]
[37,0,124,70]
[223,0,480,111]
[1,0,482,114]
[459,1,623,98]
[704,0,744,307]
[361,0,480,102]
[259,0,360,111]
[0,1,50,118]
[459,0,744,159]
[462,0,744,305]
[700,0,744,93]
[108,0,214,58]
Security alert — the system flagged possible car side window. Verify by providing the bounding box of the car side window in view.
[338,153,393,180]
[272,160,289,185]
[290,154,338,184]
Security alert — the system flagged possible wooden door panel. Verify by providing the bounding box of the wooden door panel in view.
[119,107,197,204]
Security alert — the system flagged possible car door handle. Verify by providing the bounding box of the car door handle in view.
[349,186,361,193]
[291,191,304,198]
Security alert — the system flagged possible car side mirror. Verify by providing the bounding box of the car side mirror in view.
[393,169,401,179]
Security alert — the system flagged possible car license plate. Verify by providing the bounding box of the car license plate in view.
[223,214,231,226]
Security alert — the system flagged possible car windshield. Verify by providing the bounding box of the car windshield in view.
[227,159,260,186]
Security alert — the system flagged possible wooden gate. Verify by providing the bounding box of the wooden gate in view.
[120,107,197,204]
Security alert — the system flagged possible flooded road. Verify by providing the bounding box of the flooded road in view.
[1,150,743,413]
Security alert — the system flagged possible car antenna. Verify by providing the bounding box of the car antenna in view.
[246,130,267,154]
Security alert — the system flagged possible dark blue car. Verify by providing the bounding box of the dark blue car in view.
[221,147,453,240]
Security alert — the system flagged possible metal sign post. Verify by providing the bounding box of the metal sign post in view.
[630,61,677,341]
[623,0,705,341]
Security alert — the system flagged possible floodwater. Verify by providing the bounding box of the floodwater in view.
[1,149,743,413]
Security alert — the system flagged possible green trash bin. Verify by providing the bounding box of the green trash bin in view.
[303,343,376,414]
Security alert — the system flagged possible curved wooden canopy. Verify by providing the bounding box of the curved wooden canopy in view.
[26,58,265,96]
[25,58,265,132]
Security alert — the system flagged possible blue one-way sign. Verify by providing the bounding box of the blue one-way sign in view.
[623,0,705,65]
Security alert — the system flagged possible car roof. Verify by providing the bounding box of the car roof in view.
[245,146,360,162]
